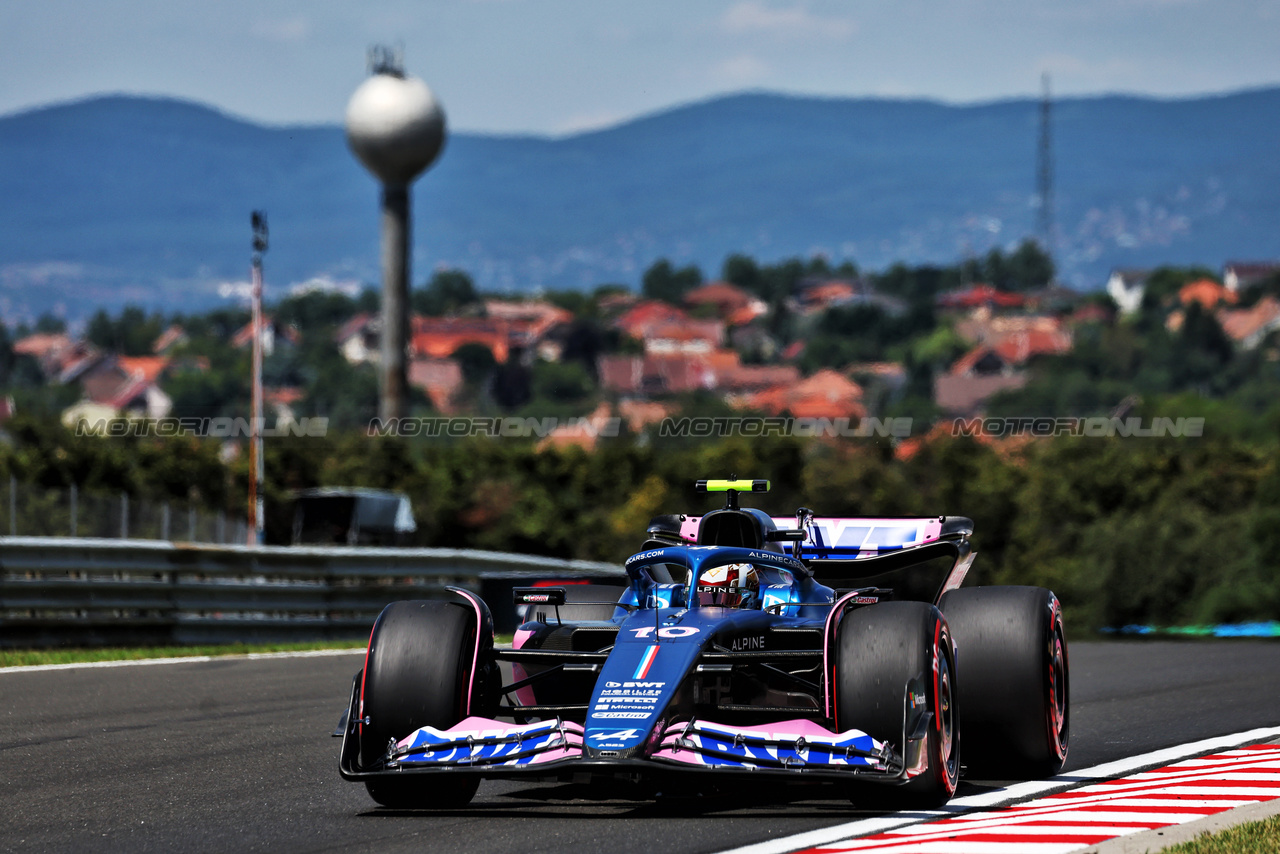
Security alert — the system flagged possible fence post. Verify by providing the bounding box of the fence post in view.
[70,483,78,537]
[161,502,171,541]
[188,506,196,542]
[216,514,225,544]
[120,492,129,539]
[9,475,15,536]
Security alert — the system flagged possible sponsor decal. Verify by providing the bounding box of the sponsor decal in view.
[604,681,664,689]
[729,635,766,651]
[852,595,879,604]
[589,729,640,742]
[631,626,700,639]
[910,691,927,709]
[746,551,805,570]
[595,712,649,719]
[633,644,659,679]
[625,549,667,565]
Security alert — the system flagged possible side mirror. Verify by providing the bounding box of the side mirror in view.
[766,529,807,542]
[513,587,566,606]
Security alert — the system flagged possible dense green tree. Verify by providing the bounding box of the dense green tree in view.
[34,313,66,334]
[531,360,594,404]
[273,289,363,330]
[85,306,166,356]
[413,269,480,316]
[641,259,703,303]
[453,342,497,387]
[1004,239,1055,289]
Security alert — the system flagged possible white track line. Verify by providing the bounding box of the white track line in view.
[718,725,1280,854]
[0,647,366,674]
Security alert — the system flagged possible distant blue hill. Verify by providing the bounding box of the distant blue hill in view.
[1,89,1279,319]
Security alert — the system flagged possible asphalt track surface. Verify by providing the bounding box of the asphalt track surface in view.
[4,641,1280,854]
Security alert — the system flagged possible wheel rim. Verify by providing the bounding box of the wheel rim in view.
[1047,617,1068,759]
[936,640,958,785]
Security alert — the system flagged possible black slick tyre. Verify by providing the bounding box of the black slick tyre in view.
[836,601,959,808]
[359,599,485,808]
[938,585,1068,779]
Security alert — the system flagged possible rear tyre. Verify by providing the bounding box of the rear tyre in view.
[359,599,487,808]
[836,601,959,808]
[938,586,1068,779]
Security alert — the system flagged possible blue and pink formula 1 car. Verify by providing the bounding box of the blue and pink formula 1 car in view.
[337,479,1069,808]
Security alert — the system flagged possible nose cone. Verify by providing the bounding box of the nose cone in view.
[345,74,446,186]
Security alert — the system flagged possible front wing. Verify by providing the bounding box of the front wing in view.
[340,711,931,785]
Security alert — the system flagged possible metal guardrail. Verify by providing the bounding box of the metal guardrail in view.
[0,537,624,647]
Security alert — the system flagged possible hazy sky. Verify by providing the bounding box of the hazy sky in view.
[3,0,1279,134]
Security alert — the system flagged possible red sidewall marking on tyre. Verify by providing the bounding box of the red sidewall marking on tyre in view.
[789,744,1280,853]
[357,621,377,742]
[931,619,957,796]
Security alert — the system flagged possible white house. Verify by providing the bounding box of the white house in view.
[1106,269,1150,315]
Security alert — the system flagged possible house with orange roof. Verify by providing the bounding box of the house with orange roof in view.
[408,357,464,413]
[683,281,767,325]
[934,346,1027,415]
[53,342,106,385]
[12,332,72,361]
[1219,296,1280,350]
[618,399,677,433]
[990,328,1073,364]
[12,332,83,379]
[642,319,726,355]
[1178,279,1237,310]
[537,402,618,452]
[936,284,1026,310]
[790,280,857,316]
[264,386,306,421]
[151,324,188,354]
[720,364,802,393]
[611,300,690,341]
[230,315,300,355]
[955,309,1066,346]
[482,299,574,352]
[737,370,865,420]
[411,317,511,363]
[63,355,173,429]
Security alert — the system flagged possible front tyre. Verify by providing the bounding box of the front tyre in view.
[836,601,959,808]
[358,599,488,808]
[939,586,1069,778]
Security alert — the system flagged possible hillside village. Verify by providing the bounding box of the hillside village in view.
[4,251,1280,453]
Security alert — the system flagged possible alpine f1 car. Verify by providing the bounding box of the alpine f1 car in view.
[337,479,1069,808]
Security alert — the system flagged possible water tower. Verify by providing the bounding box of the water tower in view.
[345,46,446,421]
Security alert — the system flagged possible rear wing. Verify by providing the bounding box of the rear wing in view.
[676,515,971,559]
[677,514,975,602]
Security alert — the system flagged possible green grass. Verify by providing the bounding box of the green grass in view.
[1163,814,1280,853]
[0,640,367,668]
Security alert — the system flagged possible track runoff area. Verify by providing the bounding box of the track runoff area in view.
[723,726,1280,854]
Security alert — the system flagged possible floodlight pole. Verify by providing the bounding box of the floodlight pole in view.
[248,211,268,546]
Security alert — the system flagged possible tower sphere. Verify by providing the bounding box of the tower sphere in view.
[345,73,446,186]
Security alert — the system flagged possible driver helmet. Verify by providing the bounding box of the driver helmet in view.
[694,563,758,608]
